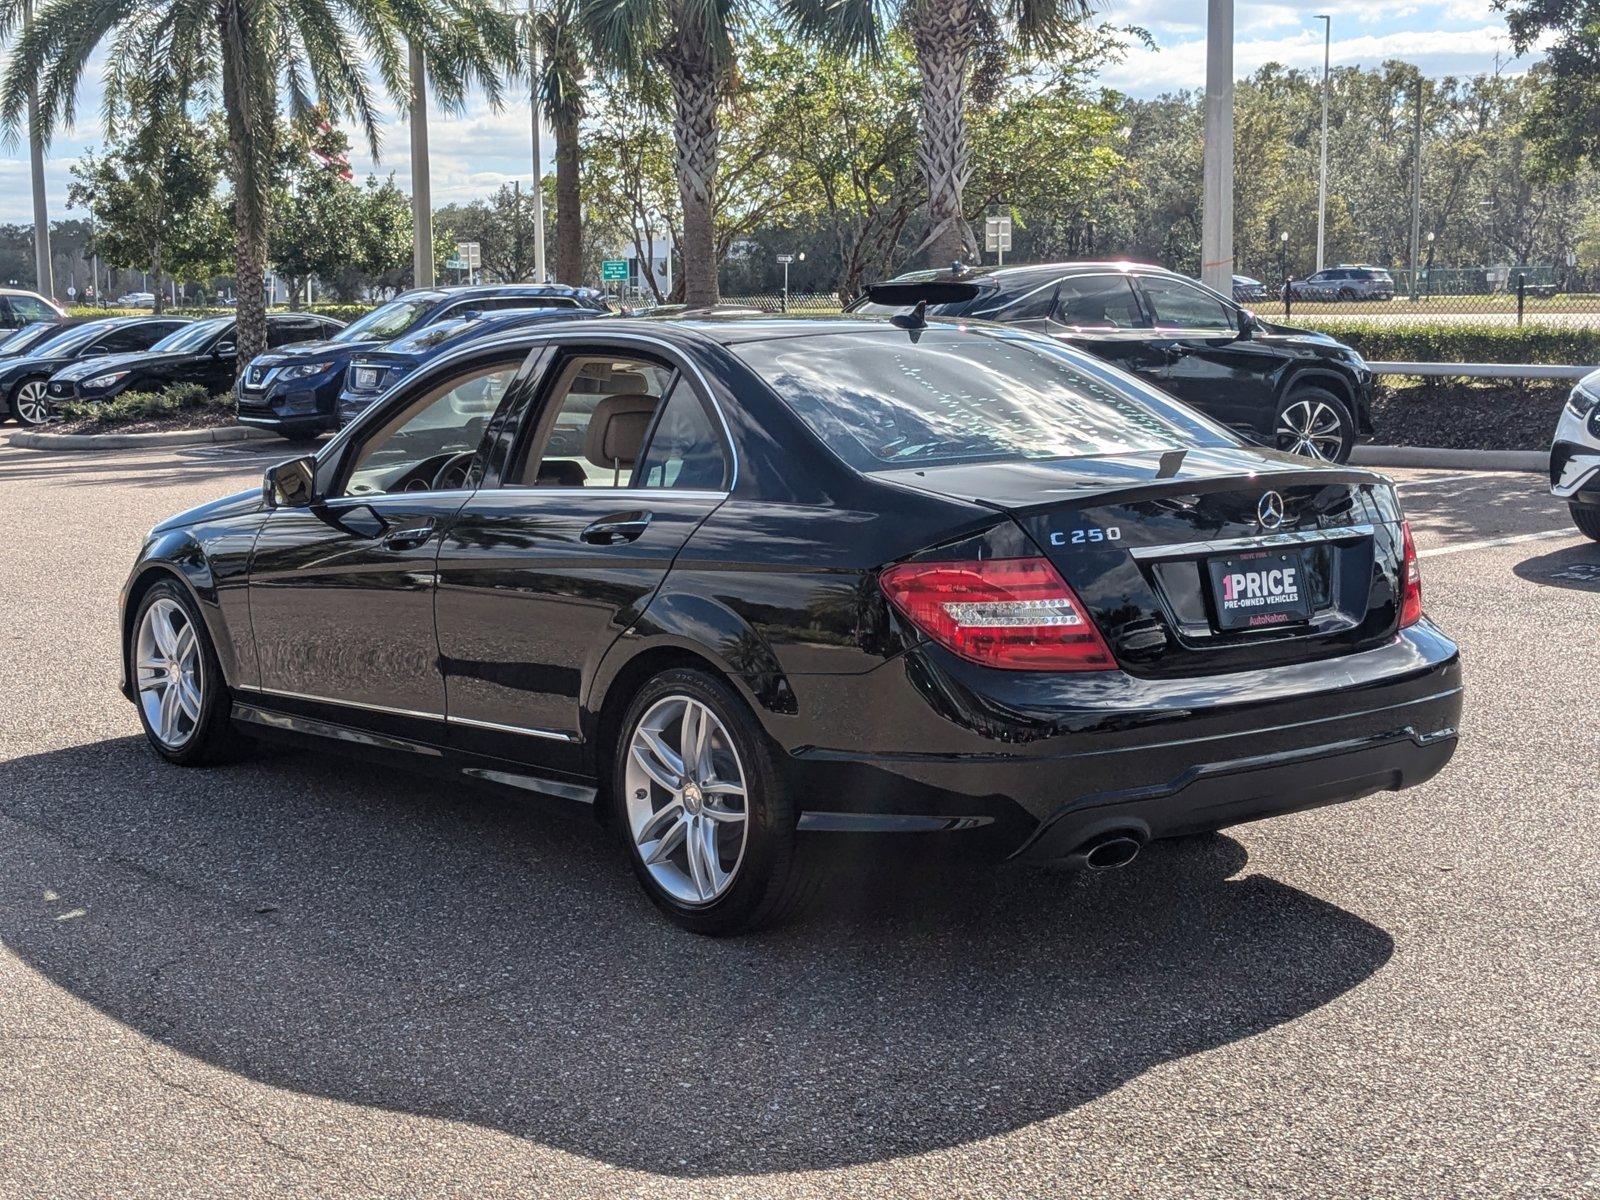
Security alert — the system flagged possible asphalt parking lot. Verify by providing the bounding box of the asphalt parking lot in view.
[0,440,1595,1199]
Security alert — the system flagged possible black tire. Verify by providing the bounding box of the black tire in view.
[127,579,247,766]
[1274,386,1355,463]
[9,376,52,427]
[279,429,323,445]
[611,667,820,935]
[1571,503,1600,542]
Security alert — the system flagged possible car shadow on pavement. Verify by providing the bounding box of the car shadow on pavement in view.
[0,737,1393,1177]
[1512,541,1600,592]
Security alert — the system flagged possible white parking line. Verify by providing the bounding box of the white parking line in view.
[1395,472,1501,489]
[1418,528,1576,558]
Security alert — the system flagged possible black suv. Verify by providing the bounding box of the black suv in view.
[236,284,612,441]
[849,262,1374,462]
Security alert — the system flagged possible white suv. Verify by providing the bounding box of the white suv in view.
[1550,369,1600,540]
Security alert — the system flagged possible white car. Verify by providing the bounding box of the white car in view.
[115,292,156,309]
[1551,368,1600,540]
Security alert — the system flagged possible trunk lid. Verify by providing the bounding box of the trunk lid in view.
[879,447,1406,676]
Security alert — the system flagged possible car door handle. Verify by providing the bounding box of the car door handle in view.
[580,511,653,545]
[382,521,436,551]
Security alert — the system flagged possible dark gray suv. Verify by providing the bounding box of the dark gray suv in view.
[848,262,1375,462]
[1289,266,1396,302]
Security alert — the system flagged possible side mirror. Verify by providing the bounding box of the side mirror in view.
[263,455,317,509]
[214,341,236,357]
[1236,309,1259,337]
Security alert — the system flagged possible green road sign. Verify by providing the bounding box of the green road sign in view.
[444,258,467,269]
[601,259,629,282]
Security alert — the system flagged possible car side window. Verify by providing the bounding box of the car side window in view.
[1053,276,1146,329]
[268,321,314,348]
[1139,277,1236,332]
[510,353,677,488]
[636,378,728,490]
[9,296,56,322]
[994,284,1058,322]
[339,361,519,497]
[97,324,166,353]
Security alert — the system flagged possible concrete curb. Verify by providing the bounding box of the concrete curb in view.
[1352,445,1546,473]
[7,424,278,451]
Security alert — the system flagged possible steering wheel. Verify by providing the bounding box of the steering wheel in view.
[430,451,477,493]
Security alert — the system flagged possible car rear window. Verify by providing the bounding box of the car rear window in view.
[731,328,1230,471]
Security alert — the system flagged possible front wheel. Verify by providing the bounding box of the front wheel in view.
[612,668,819,935]
[1275,388,1355,463]
[1571,503,1600,542]
[129,580,246,765]
[10,378,52,426]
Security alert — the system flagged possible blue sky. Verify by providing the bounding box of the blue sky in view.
[1,0,1537,224]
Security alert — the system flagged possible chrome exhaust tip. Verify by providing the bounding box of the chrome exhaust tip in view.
[1076,831,1144,872]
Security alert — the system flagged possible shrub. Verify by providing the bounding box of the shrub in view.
[1285,318,1600,365]
[55,382,230,428]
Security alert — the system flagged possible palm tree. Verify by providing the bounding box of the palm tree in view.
[535,0,587,285]
[787,0,1091,268]
[582,0,746,307]
[0,0,518,368]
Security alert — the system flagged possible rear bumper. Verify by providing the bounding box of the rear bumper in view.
[781,622,1462,860]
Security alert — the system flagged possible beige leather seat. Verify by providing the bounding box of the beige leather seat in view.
[584,393,659,483]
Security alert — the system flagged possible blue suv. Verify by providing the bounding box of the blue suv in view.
[335,307,601,428]
[236,284,610,441]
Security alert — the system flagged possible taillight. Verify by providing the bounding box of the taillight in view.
[1399,520,1423,628]
[879,556,1115,671]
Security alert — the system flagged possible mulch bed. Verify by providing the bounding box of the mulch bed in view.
[1369,379,1569,451]
[48,408,237,437]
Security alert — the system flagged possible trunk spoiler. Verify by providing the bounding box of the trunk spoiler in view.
[863,280,985,307]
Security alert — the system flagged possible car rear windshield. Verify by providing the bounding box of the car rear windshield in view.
[153,317,229,353]
[731,328,1231,471]
[24,319,120,357]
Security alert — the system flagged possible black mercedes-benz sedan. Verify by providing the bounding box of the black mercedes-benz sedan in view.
[847,262,1375,463]
[119,315,1461,934]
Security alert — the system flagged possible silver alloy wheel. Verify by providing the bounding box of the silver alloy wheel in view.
[624,694,749,906]
[1276,398,1345,461]
[13,380,50,426]
[135,598,204,749]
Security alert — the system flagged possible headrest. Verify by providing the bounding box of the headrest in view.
[584,393,658,470]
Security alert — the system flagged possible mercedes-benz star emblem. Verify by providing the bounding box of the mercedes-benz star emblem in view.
[1257,491,1286,530]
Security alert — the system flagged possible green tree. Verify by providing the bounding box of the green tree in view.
[0,0,519,370]
[1497,0,1600,175]
[581,0,762,306]
[66,105,228,312]
[786,0,1091,268]
[536,0,589,284]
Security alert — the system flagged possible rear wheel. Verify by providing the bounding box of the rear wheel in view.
[129,580,245,765]
[612,668,819,935]
[1275,387,1354,463]
[1570,503,1600,542]
[10,378,51,426]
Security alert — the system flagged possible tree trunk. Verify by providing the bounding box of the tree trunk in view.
[664,52,720,309]
[150,249,164,314]
[910,0,978,269]
[219,0,270,372]
[554,110,582,285]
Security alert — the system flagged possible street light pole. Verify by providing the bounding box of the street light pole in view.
[529,0,547,282]
[1200,0,1235,294]
[1315,13,1330,274]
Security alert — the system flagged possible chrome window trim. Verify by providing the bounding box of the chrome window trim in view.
[1127,524,1376,561]
[485,486,730,501]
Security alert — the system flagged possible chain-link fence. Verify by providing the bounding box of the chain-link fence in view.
[1239,265,1600,325]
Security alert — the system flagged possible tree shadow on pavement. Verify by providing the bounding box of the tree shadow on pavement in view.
[1512,541,1600,592]
[0,737,1393,1177]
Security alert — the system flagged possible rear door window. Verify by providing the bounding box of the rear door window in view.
[1052,276,1147,329]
